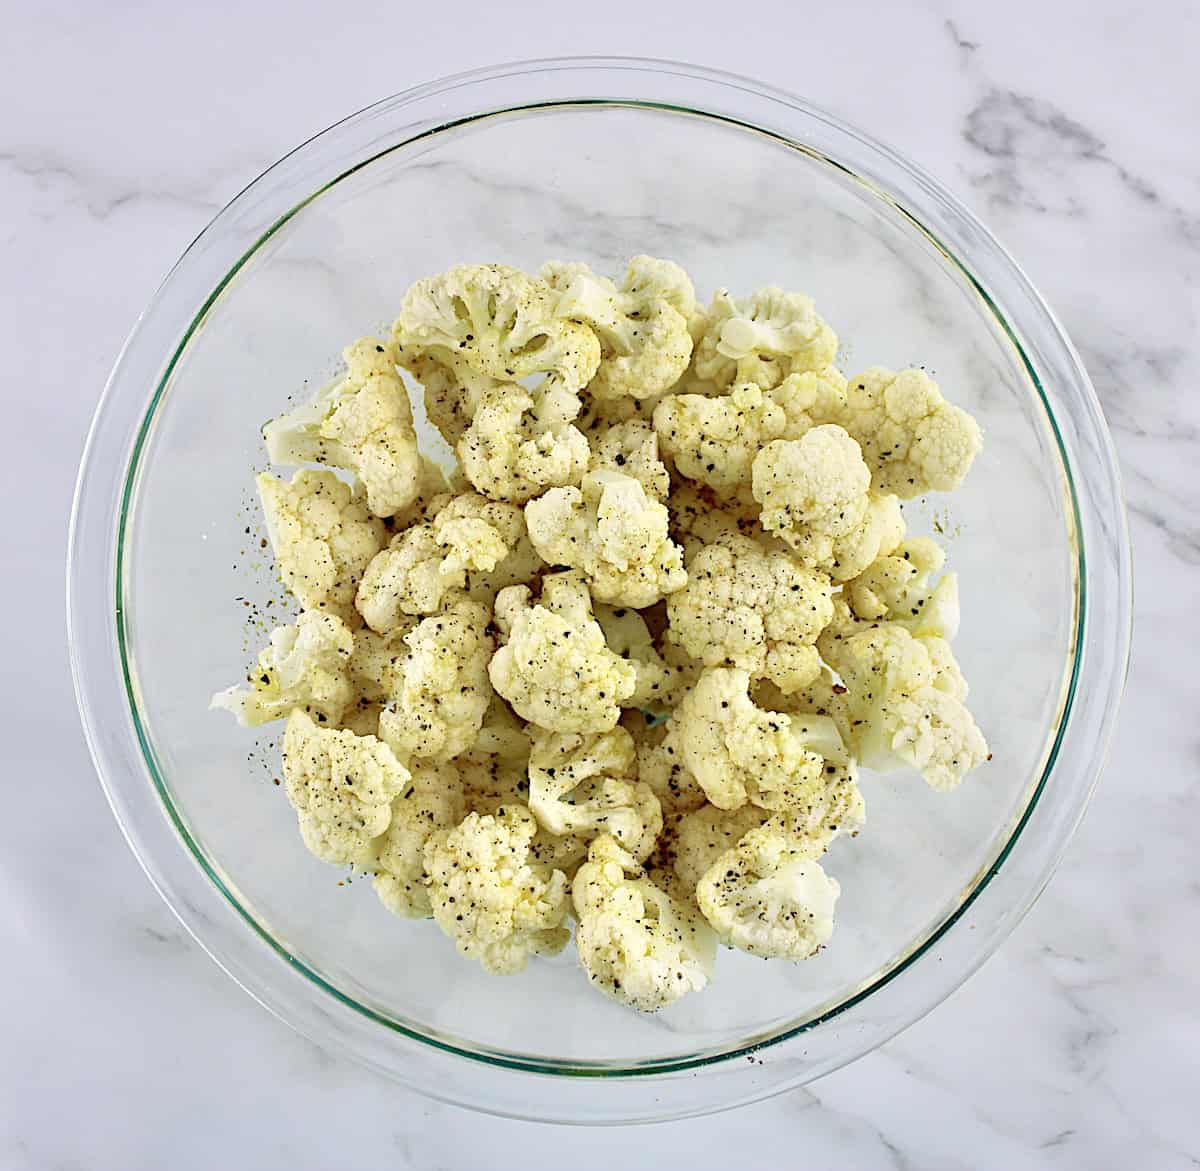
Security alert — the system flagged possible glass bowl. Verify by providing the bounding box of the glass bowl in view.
[68,58,1131,1123]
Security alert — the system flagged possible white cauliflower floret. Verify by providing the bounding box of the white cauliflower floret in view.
[595,605,678,711]
[372,761,466,918]
[666,532,833,693]
[525,471,686,607]
[395,344,503,446]
[347,625,415,702]
[396,264,600,391]
[819,623,988,790]
[378,600,493,762]
[844,537,960,639]
[356,492,538,630]
[696,826,840,961]
[262,339,423,519]
[528,727,662,860]
[833,367,983,498]
[672,668,846,812]
[654,382,786,497]
[573,835,716,1011]
[544,255,694,400]
[424,806,571,974]
[693,287,838,390]
[752,426,906,580]
[488,572,637,733]
[458,383,591,504]
[462,694,533,767]
[281,709,410,866]
[768,368,849,435]
[211,611,355,727]
[257,470,386,620]
[672,803,769,892]
[588,418,671,499]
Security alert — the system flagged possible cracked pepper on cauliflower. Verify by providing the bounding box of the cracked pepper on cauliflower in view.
[214,255,987,1012]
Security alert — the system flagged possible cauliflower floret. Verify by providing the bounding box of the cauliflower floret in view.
[396,264,600,391]
[654,382,786,498]
[395,344,503,446]
[211,611,355,727]
[693,287,838,390]
[461,693,533,767]
[263,339,422,519]
[458,382,591,504]
[833,367,983,498]
[528,726,661,860]
[595,604,678,711]
[636,727,708,817]
[672,803,769,892]
[525,470,687,607]
[573,835,716,1011]
[588,418,671,499]
[844,537,960,639]
[544,255,694,401]
[356,492,539,630]
[378,600,493,762]
[424,806,571,974]
[672,668,846,812]
[767,368,849,436]
[347,625,415,702]
[666,532,833,693]
[257,470,386,620]
[372,761,466,918]
[281,709,410,866]
[819,623,988,790]
[488,572,637,733]
[696,826,840,961]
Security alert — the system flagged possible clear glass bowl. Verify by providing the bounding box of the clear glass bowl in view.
[68,58,1131,1123]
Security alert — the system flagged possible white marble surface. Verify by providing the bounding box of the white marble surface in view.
[4,0,1197,1166]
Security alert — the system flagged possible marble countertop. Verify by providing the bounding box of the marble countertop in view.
[5,1,1197,1166]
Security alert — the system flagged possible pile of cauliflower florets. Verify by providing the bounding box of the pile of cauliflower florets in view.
[213,258,988,1013]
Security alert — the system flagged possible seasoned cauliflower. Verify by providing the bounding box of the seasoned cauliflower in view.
[696,826,840,960]
[525,470,687,607]
[263,339,422,518]
[347,625,415,703]
[588,418,671,499]
[424,806,571,974]
[211,610,355,727]
[666,532,833,693]
[573,835,716,1011]
[819,623,988,790]
[396,264,600,391]
[528,727,661,860]
[488,572,637,732]
[395,344,503,446]
[636,728,708,817]
[671,668,846,812]
[281,709,410,866]
[378,600,493,762]
[372,761,466,918]
[257,470,386,619]
[356,492,539,630]
[693,287,838,390]
[672,803,769,892]
[844,537,960,639]
[458,382,591,504]
[832,367,983,498]
[544,255,695,400]
[595,604,678,711]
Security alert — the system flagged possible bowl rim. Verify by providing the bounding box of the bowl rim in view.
[68,56,1132,1121]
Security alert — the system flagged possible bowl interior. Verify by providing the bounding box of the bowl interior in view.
[121,102,1076,1068]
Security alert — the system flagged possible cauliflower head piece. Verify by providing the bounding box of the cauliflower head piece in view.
[528,727,662,861]
[833,367,983,498]
[525,470,687,608]
[263,339,423,519]
[693,287,838,390]
[844,536,960,639]
[424,806,571,974]
[595,604,679,712]
[672,802,769,893]
[372,760,467,918]
[588,418,671,499]
[573,835,716,1011]
[394,343,503,447]
[211,610,355,727]
[378,600,493,762]
[666,532,833,694]
[696,826,841,961]
[281,709,410,866]
[396,264,600,391]
[258,470,386,620]
[543,255,695,401]
[488,572,637,733]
